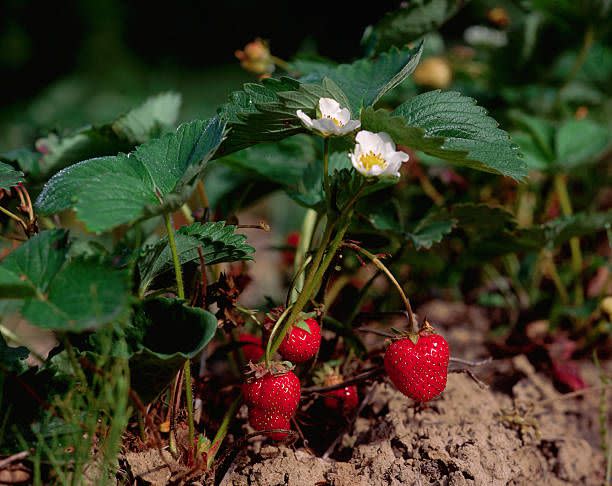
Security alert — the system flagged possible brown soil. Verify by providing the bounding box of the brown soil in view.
[220,363,608,486]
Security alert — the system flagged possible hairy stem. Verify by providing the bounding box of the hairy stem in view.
[323,138,331,212]
[183,360,195,447]
[344,243,416,333]
[163,212,195,446]
[291,209,318,304]
[207,394,242,469]
[163,212,185,300]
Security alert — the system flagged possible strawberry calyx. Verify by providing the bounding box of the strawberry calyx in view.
[244,360,295,382]
[294,312,317,334]
[388,319,438,344]
[313,362,343,386]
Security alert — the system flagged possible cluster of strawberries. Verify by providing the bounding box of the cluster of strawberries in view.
[239,314,450,440]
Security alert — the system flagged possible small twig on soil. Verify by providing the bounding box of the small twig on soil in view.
[532,383,612,412]
[323,383,376,460]
[357,327,395,338]
[0,451,30,469]
[291,417,315,454]
[302,367,384,394]
[449,368,488,389]
[449,357,493,367]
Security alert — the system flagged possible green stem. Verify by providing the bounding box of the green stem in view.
[291,209,318,304]
[0,205,27,230]
[544,251,570,305]
[163,212,185,300]
[344,243,416,333]
[271,182,368,355]
[163,212,195,447]
[206,394,241,469]
[554,174,584,305]
[563,25,595,90]
[323,138,331,213]
[183,360,195,447]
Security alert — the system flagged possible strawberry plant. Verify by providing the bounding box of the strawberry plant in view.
[0,0,611,483]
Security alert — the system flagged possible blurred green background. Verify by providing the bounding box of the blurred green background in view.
[0,0,401,149]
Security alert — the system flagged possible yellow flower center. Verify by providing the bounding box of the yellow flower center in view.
[359,151,386,171]
[324,115,342,127]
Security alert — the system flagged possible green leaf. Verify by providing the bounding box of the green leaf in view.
[216,135,317,186]
[1,230,69,293]
[555,119,610,169]
[0,266,36,298]
[405,215,455,250]
[0,161,24,191]
[362,91,526,180]
[29,92,182,180]
[0,230,131,332]
[0,148,40,174]
[138,221,255,293]
[128,298,218,403]
[35,118,226,233]
[509,111,555,161]
[537,211,612,248]
[112,92,182,143]
[0,334,29,374]
[307,44,424,115]
[21,258,131,332]
[217,77,347,156]
[510,132,551,171]
[363,0,465,54]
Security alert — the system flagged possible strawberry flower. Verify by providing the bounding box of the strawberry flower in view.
[296,98,361,137]
[350,130,409,178]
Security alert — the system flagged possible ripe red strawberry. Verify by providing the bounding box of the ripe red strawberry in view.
[281,231,300,266]
[242,370,301,416]
[324,386,359,414]
[238,333,264,362]
[384,332,450,402]
[248,407,291,440]
[278,317,321,363]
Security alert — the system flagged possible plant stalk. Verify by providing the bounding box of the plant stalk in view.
[163,212,185,300]
[206,394,242,469]
[163,212,195,446]
[323,138,331,212]
[344,243,416,333]
[554,174,584,305]
[291,209,318,304]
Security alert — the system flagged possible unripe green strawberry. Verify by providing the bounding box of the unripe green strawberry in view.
[248,408,291,440]
[278,317,321,363]
[384,331,450,402]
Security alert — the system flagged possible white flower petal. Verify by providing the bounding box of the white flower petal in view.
[311,118,340,135]
[355,130,381,150]
[335,107,351,125]
[296,110,314,128]
[384,157,403,177]
[386,151,410,166]
[318,98,341,118]
[349,152,362,173]
[342,119,361,133]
